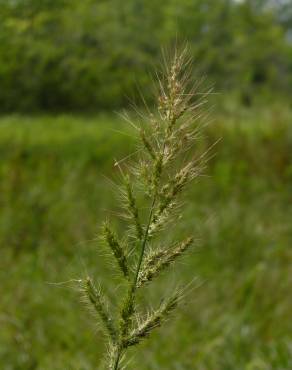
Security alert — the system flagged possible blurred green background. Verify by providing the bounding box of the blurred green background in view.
[0,1,292,369]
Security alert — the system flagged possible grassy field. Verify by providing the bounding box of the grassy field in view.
[0,106,292,370]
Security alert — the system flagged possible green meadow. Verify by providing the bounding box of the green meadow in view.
[1,106,292,369]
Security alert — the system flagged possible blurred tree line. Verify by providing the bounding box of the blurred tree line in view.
[0,0,291,112]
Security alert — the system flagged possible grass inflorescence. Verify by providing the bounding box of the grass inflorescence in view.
[81,47,211,369]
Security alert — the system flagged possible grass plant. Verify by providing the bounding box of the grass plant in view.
[81,47,211,369]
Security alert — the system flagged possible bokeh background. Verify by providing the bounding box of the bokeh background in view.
[0,0,292,369]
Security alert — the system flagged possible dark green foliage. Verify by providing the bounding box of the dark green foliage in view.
[0,0,291,112]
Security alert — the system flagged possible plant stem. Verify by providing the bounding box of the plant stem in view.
[112,195,157,370]
[113,350,121,370]
[112,141,167,370]
[133,195,157,287]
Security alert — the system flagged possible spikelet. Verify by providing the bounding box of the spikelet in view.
[84,277,117,343]
[124,176,143,241]
[102,223,129,278]
[120,285,135,339]
[153,153,164,191]
[140,129,156,160]
[148,162,200,239]
[137,237,193,287]
[124,291,181,347]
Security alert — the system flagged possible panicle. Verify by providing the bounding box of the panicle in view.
[78,46,210,370]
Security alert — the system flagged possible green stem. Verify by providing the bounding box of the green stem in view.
[112,141,167,370]
[113,350,121,370]
[112,195,157,370]
[133,195,157,287]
